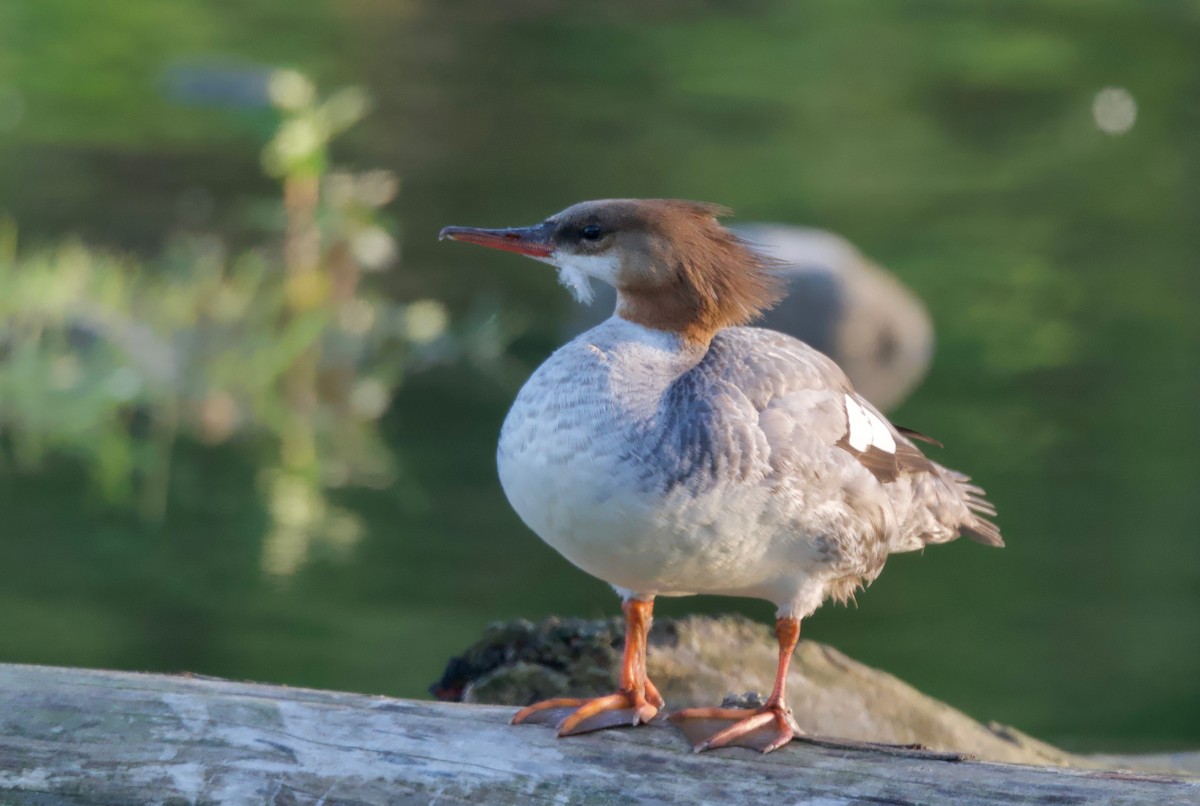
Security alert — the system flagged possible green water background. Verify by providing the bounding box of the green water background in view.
[1,0,1197,752]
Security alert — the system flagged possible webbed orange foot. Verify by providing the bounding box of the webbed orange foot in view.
[512,684,663,736]
[669,702,800,753]
[669,615,805,754]
[512,598,663,737]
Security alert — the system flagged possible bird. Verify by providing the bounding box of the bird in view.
[439,199,1001,754]
[566,223,934,411]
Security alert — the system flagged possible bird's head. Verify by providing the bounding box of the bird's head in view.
[440,198,783,344]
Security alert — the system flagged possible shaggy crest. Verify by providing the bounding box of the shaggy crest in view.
[613,200,785,343]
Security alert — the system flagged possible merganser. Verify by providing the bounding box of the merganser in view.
[440,199,1002,754]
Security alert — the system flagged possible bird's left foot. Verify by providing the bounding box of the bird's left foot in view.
[512,680,664,737]
[668,701,801,754]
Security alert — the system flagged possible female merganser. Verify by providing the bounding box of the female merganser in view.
[440,199,1002,754]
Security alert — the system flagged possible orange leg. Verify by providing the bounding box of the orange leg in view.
[512,598,663,736]
[668,616,802,753]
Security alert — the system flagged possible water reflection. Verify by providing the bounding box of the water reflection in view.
[261,469,364,578]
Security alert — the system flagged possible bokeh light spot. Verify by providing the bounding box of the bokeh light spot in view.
[1092,86,1137,135]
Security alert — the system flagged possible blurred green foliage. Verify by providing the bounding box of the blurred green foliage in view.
[0,73,454,576]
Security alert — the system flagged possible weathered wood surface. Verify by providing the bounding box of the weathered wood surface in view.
[1,664,1196,805]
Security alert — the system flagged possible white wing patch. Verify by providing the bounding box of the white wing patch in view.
[844,394,896,454]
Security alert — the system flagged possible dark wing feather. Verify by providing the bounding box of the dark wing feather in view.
[835,437,936,483]
[896,426,944,449]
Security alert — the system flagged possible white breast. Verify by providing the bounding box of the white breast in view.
[498,319,676,585]
[496,319,847,608]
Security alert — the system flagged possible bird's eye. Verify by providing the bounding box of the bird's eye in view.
[580,225,603,241]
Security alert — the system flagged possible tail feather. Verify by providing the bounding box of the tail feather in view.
[962,516,1004,547]
[944,469,1003,546]
[965,495,997,518]
[891,449,1004,549]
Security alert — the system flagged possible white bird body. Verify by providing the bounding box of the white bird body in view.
[499,315,993,619]
[500,317,816,605]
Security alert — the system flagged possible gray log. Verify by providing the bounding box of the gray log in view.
[1,663,1196,805]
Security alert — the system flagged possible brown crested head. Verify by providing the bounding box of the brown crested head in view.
[440,198,783,345]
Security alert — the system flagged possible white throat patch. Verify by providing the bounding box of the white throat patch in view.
[550,252,621,305]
